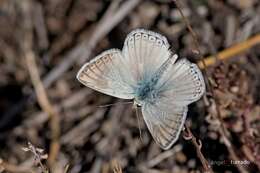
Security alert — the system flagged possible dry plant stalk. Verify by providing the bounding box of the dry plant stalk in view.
[183,125,213,173]
[22,142,48,173]
[25,48,60,167]
[198,34,260,69]
[173,0,250,173]
[63,164,70,173]
[21,0,60,169]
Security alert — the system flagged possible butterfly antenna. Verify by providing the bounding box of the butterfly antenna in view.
[98,101,133,108]
[134,104,143,143]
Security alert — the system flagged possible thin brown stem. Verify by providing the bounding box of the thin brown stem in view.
[25,46,60,170]
[197,34,260,69]
[21,0,60,170]
[183,125,214,173]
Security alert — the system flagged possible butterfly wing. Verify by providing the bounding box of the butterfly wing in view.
[156,58,206,106]
[141,58,205,149]
[142,101,188,150]
[122,29,172,83]
[77,49,135,99]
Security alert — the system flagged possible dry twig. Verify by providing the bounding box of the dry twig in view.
[21,0,60,169]
[22,142,48,173]
[198,34,260,69]
[24,37,60,170]
[183,125,213,173]
[25,39,60,169]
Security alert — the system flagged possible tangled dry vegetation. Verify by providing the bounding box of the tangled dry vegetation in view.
[0,0,259,173]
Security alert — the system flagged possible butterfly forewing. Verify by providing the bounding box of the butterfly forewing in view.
[77,49,135,99]
[142,102,188,150]
[122,29,172,82]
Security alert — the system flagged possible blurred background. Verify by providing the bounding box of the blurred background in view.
[0,0,259,172]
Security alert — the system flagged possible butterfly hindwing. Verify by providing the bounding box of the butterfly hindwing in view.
[141,58,205,149]
[77,49,135,99]
[142,101,188,150]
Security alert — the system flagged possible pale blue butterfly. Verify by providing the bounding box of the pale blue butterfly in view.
[77,29,205,149]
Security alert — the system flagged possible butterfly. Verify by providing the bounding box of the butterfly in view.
[77,29,205,150]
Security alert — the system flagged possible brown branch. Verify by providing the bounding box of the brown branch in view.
[198,34,260,69]
[20,0,60,170]
[25,46,60,169]
[183,125,214,173]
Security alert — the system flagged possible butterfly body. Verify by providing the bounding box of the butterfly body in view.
[77,29,205,149]
[134,78,159,106]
